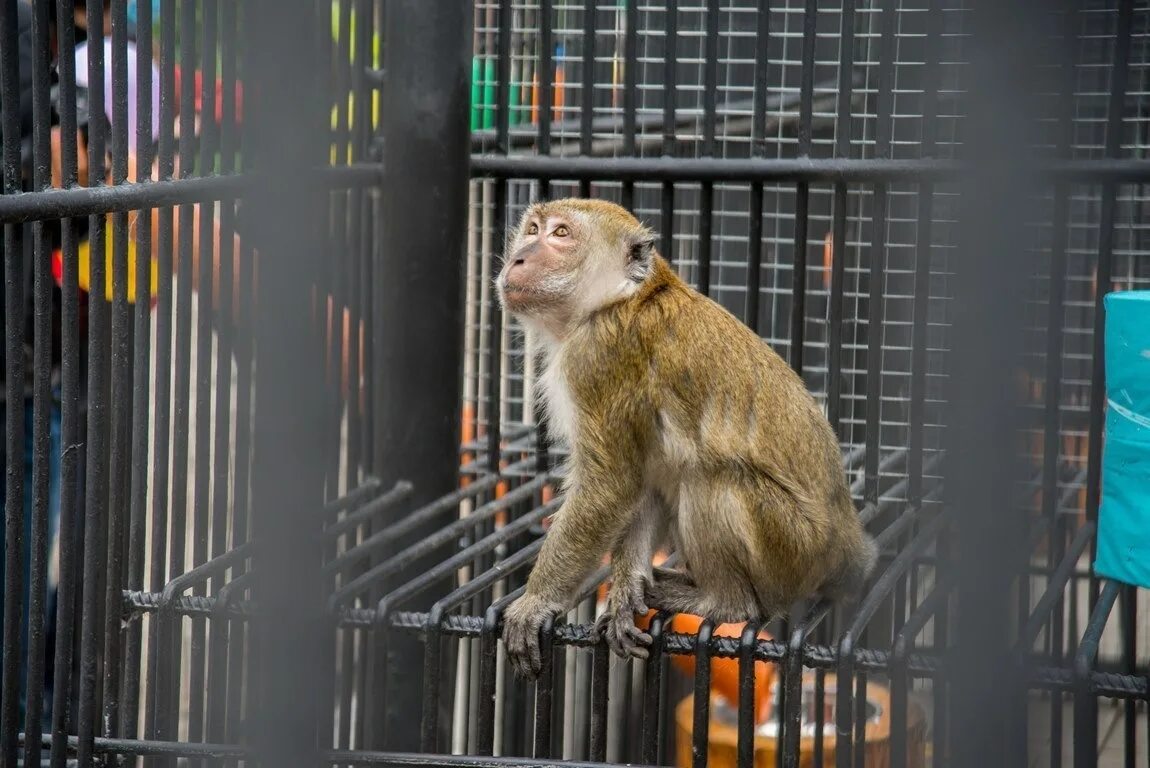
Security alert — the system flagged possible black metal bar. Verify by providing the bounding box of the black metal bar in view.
[812,668,826,767]
[472,155,962,183]
[1043,6,1079,758]
[76,0,109,761]
[852,672,867,768]
[1121,584,1136,768]
[737,622,760,768]
[790,0,817,374]
[782,602,831,767]
[691,621,714,768]
[907,2,943,506]
[889,578,953,768]
[835,509,944,768]
[697,0,719,297]
[122,0,156,748]
[375,0,473,749]
[863,0,898,506]
[477,590,521,755]
[1,0,27,761]
[948,1,1042,765]
[1084,0,1134,611]
[329,478,545,608]
[187,1,221,752]
[641,613,668,764]
[620,0,638,209]
[826,0,855,437]
[538,0,553,167]
[243,2,329,768]
[101,0,132,741]
[144,0,176,758]
[418,538,545,750]
[660,0,677,255]
[590,642,609,762]
[744,0,770,332]
[580,0,594,198]
[322,481,415,541]
[324,477,498,575]
[1074,581,1121,768]
[533,614,556,758]
[23,0,53,762]
[0,165,378,224]
[49,0,82,763]
[1018,522,1095,651]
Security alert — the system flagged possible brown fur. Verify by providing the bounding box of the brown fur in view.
[497,199,877,679]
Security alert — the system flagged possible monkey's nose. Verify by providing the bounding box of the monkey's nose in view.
[513,257,525,266]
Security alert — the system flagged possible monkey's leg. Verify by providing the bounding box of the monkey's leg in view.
[596,492,666,660]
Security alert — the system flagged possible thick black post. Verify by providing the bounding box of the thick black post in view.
[244,3,329,768]
[375,0,474,752]
[946,1,1042,767]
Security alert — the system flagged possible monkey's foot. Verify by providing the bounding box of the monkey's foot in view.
[644,571,711,617]
[596,579,653,660]
[502,594,564,680]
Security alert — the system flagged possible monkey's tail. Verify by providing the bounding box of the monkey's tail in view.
[820,531,879,603]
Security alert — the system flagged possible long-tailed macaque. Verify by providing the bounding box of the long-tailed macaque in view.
[496,198,878,679]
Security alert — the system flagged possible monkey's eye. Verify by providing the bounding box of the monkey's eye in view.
[553,224,570,237]
[526,222,539,235]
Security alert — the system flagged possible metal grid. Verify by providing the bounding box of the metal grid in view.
[0,2,1146,768]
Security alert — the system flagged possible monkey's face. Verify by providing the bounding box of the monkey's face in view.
[497,209,581,321]
[497,199,657,335]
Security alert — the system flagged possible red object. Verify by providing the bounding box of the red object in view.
[174,66,244,123]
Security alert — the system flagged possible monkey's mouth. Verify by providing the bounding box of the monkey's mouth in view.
[497,280,542,311]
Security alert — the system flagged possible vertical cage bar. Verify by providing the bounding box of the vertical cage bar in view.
[660,1,677,256]
[621,0,638,209]
[580,0,594,198]
[0,2,27,764]
[947,0,1042,766]
[23,0,53,762]
[697,0,719,297]
[1084,0,1133,610]
[790,0,817,374]
[77,0,110,762]
[907,2,943,506]
[864,0,898,504]
[745,0,769,333]
[691,621,714,768]
[122,0,156,746]
[49,1,82,764]
[375,0,473,750]
[101,0,132,740]
[144,0,176,758]
[244,3,329,768]
[826,0,855,438]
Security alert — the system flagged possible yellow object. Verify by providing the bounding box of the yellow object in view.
[76,227,158,304]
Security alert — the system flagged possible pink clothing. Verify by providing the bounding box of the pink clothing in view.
[74,38,162,145]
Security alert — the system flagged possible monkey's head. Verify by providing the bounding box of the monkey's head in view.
[496,198,657,335]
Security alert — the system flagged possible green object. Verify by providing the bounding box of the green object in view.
[482,58,495,130]
[471,57,482,131]
[508,72,521,127]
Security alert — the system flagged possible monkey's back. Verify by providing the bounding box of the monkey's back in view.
[621,258,866,606]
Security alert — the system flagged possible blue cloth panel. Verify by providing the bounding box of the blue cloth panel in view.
[1094,290,1150,588]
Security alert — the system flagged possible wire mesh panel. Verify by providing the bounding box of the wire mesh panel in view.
[0,2,1146,768]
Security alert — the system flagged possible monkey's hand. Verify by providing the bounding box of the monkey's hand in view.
[502,593,565,680]
[596,576,653,661]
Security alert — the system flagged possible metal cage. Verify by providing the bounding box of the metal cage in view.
[0,2,1145,768]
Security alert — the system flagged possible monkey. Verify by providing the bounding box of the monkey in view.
[495,198,878,680]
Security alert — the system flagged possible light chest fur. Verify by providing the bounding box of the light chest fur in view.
[533,333,579,449]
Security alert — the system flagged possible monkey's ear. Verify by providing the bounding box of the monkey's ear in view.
[628,235,656,265]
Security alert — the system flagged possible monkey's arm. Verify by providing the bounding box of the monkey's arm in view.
[502,418,647,678]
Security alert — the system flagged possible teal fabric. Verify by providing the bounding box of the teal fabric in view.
[1094,290,1150,589]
